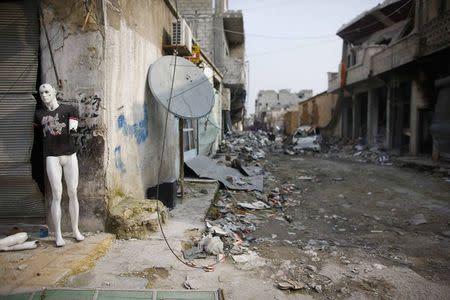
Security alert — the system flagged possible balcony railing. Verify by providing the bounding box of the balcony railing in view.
[328,73,340,92]
[346,46,385,85]
[372,34,420,76]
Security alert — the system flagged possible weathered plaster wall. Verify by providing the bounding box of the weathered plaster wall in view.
[104,0,179,200]
[40,0,106,231]
[298,93,339,128]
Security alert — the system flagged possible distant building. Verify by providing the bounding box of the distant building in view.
[254,89,313,131]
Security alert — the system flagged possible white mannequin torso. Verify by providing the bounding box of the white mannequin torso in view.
[38,83,84,246]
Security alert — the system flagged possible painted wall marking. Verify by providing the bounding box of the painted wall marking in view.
[114,146,126,174]
[117,104,149,144]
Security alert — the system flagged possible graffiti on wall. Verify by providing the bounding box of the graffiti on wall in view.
[114,146,126,174]
[64,94,104,158]
[117,104,149,144]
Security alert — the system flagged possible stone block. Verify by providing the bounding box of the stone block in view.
[107,198,168,239]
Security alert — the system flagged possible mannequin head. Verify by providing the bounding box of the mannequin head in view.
[39,83,58,111]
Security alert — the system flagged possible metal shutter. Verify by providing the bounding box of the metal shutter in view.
[0,0,44,220]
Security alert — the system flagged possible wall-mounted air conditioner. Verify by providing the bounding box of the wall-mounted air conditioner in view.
[172,19,193,55]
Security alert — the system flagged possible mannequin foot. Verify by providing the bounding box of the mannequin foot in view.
[56,237,66,247]
[74,231,85,242]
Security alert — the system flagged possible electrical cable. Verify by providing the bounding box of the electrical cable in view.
[154,0,225,272]
[337,0,414,36]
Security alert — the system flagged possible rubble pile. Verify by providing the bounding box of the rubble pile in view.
[217,130,281,161]
[285,136,393,166]
[183,180,301,264]
[322,142,393,165]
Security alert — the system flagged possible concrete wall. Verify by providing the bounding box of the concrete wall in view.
[298,92,339,128]
[40,0,181,232]
[178,0,213,15]
[104,0,179,201]
[40,0,107,231]
[177,0,215,60]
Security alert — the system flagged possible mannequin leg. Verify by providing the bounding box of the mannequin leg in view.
[63,153,84,241]
[46,156,65,247]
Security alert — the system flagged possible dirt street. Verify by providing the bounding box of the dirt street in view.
[65,154,450,299]
[251,153,450,299]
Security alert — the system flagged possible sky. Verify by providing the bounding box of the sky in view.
[227,0,383,114]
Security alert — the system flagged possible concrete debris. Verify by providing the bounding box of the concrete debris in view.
[107,198,168,239]
[409,213,427,225]
[319,138,393,165]
[231,251,266,268]
[183,276,200,290]
[237,201,270,210]
[277,279,306,291]
[219,131,275,162]
[201,236,224,255]
[307,265,318,272]
[311,284,323,293]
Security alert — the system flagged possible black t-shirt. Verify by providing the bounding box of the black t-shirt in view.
[33,104,79,157]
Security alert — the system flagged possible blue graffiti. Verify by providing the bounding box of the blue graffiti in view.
[114,146,126,174]
[117,105,149,144]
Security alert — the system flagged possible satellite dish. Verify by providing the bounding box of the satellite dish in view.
[148,56,215,119]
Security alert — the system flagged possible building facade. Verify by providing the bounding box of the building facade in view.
[0,0,224,231]
[177,0,247,131]
[327,0,450,159]
[254,89,313,131]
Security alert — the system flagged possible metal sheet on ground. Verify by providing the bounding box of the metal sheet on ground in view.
[3,289,221,300]
[185,155,263,192]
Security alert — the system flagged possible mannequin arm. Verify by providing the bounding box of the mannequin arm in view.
[69,119,78,132]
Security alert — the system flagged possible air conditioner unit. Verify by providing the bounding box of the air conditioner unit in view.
[172,19,193,55]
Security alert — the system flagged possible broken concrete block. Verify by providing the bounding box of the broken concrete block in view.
[107,198,168,239]
[201,236,224,255]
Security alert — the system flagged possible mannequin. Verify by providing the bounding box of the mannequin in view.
[34,84,84,246]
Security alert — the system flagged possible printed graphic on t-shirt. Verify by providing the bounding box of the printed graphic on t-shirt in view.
[41,113,66,137]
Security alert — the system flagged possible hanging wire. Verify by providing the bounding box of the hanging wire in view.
[154,0,225,272]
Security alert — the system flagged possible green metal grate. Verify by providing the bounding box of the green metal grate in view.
[1,288,223,300]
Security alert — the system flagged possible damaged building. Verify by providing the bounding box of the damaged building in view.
[254,89,313,132]
[177,0,247,131]
[327,0,450,160]
[0,0,238,232]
